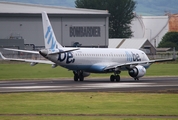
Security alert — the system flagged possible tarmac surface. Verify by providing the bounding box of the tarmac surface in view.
[0,77,178,93]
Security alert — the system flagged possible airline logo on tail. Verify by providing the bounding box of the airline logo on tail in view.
[42,11,63,50]
[45,26,57,50]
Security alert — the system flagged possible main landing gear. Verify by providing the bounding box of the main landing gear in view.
[110,71,121,82]
[110,75,120,82]
[73,71,84,81]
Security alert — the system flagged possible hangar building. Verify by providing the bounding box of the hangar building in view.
[0,2,109,49]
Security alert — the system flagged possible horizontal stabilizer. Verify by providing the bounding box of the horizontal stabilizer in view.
[4,48,39,54]
[48,48,80,55]
[0,52,54,64]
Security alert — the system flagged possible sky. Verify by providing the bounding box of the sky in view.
[1,0,178,15]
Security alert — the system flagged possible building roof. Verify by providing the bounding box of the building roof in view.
[109,39,123,48]
[156,48,172,52]
[0,1,109,15]
[109,38,148,49]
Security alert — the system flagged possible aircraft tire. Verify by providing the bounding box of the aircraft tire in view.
[79,76,84,81]
[110,75,115,82]
[74,75,78,81]
[134,78,139,81]
[116,75,120,82]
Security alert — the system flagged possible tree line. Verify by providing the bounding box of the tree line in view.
[75,0,136,38]
[75,0,178,49]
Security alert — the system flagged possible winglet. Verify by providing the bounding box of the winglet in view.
[0,52,7,60]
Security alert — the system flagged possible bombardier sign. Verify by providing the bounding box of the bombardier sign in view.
[70,26,101,37]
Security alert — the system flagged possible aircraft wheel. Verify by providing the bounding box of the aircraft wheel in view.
[134,78,139,81]
[110,75,115,82]
[79,75,84,81]
[115,75,120,82]
[74,75,78,81]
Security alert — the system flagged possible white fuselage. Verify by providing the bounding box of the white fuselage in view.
[45,48,150,73]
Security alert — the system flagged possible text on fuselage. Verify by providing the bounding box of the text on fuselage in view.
[125,51,141,62]
[58,52,75,64]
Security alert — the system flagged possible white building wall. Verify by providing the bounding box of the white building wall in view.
[131,15,169,47]
[131,16,145,38]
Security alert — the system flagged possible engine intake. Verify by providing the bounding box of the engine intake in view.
[128,65,146,78]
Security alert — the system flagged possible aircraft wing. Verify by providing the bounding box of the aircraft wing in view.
[0,52,54,64]
[104,61,149,71]
[104,57,175,71]
[4,48,39,54]
[148,58,175,63]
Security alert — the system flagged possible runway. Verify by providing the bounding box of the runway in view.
[0,77,178,93]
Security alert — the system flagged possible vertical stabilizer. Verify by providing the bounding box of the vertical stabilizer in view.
[42,11,63,49]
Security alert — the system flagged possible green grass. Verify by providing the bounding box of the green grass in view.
[0,92,178,120]
[0,62,178,80]
[146,63,178,76]
[1,116,175,120]
[0,62,178,119]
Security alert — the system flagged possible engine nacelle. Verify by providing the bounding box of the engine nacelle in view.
[128,65,146,78]
[83,72,90,77]
[30,62,38,66]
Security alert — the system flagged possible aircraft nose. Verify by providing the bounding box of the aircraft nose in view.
[39,49,48,57]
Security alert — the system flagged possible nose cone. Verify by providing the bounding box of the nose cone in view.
[39,49,48,57]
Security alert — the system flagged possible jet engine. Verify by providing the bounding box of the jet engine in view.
[128,65,146,78]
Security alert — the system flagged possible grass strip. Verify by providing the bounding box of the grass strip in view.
[0,116,177,120]
[0,92,178,115]
[0,62,178,80]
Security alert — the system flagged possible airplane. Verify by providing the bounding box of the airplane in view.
[0,11,176,82]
